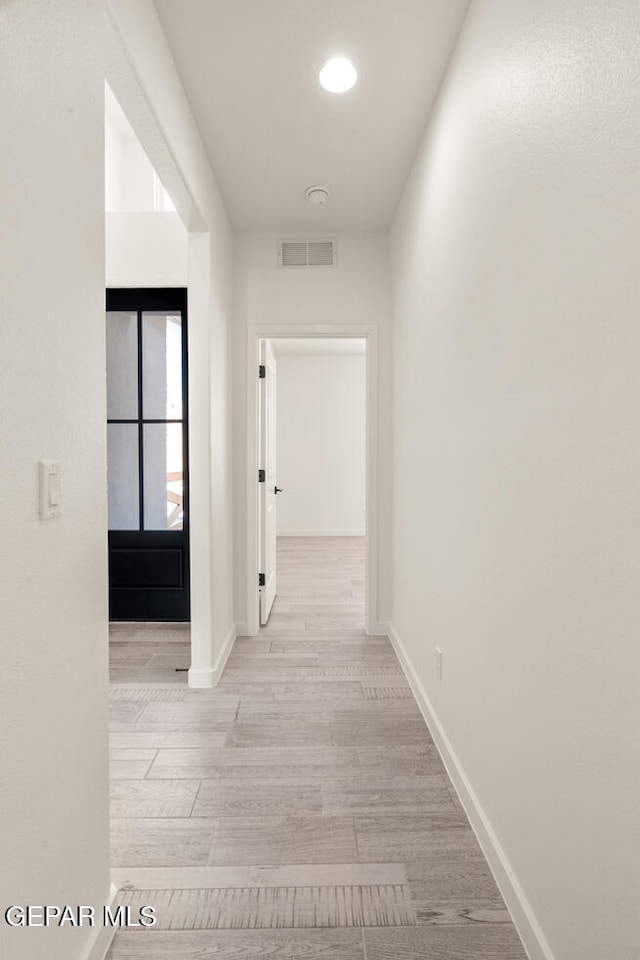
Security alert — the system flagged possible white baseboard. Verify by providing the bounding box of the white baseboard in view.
[367,620,391,638]
[188,624,236,688]
[277,529,366,537]
[78,883,119,960]
[235,620,254,638]
[387,622,554,960]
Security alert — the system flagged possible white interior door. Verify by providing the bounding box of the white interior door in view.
[259,339,278,624]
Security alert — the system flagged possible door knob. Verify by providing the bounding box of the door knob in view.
[274,486,283,494]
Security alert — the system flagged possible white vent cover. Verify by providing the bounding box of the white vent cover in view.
[279,240,337,268]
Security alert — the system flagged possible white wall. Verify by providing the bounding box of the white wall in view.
[107,0,236,684]
[276,351,366,536]
[106,212,188,287]
[234,234,390,329]
[389,2,640,959]
[105,82,188,288]
[105,84,156,212]
[0,3,110,960]
[233,232,391,630]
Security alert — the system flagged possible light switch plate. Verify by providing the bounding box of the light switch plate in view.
[39,460,62,519]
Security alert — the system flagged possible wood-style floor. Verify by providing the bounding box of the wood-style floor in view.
[107,537,526,959]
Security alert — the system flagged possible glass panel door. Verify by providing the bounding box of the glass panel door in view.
[106,289,189,621]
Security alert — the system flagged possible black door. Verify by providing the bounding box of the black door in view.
[106,288,190,621]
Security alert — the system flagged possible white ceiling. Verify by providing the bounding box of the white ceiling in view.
[271,338,366,356]
[153,0,470,232]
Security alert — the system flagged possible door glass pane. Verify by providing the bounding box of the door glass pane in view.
[107,423,140,530]
[106,312,138,419]
[142,312,183,420]
[143,423,183,530]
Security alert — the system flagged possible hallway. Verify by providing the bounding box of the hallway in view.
[107,539,525,959]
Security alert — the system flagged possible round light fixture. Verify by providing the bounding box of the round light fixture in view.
[305,185,330,206]
[319,56,358,93]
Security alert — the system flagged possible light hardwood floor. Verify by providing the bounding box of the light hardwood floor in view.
[107,537,526,959]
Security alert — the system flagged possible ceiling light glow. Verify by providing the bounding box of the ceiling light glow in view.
[319,57,358,93]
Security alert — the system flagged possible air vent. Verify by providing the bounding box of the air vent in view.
[308,241,335,266]
[279,240,337,268]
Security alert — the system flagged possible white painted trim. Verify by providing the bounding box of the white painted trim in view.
[77,884,119,960]
[235,620,252,638]
[278,529,366,538]
[245,326,261,637]
[188,624,236,688]
[105,276,188,288]
[387,623,553,960]
[245,324,379,638]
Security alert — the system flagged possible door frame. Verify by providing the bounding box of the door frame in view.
[259,338,278,624]
[245,323,379,637]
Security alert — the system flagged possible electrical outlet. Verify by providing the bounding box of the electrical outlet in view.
[435,646,443,680]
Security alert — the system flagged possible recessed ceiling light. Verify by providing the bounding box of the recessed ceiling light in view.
[319,57,358,94]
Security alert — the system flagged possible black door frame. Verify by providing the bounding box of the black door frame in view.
[106,287,190,621]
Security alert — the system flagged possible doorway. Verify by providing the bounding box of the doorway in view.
[106,287,190,621]
[248,328,378,635]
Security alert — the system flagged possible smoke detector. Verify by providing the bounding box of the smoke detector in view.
[305,185,330,206]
